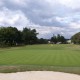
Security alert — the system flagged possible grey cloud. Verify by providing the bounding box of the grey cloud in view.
[1,0,70,27]
[0,0,80,39]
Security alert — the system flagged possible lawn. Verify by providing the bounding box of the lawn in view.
[0,44,80,74]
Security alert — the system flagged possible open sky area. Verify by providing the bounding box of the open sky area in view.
[0,0,80,39]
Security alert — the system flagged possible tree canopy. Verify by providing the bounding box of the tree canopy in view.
[0,26,67,47]
[51,34,66,44]
[71,32,80,44]
[22,28,38,44]
[0,26,38,47]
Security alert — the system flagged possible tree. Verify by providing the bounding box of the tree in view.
[51,34,57,44]
[71,32,80,44]
[38,38,48,44]
[60,35,66,43]
[57,34,61,42]
[22,27,38,44]
[0,27,22,46]
[29,29,38,44]
[51,34,66,44]
[0,26,39,47]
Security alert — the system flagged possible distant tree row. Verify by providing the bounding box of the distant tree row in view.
[0,27,39,47]
[51,34,66,44]
[0,26,67,47]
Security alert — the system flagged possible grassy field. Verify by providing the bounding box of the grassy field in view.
[0,44,80,74]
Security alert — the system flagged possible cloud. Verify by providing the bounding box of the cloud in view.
[69,22,80,29]
[58,0,80,9]
[30,25,65,39]
[0,7,32,30]
[9,0,30,7]
[0,0,4,6]
[0,0,80,39]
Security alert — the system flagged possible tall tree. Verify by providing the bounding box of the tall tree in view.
[51,34,57,44]
[22,27,38,44]
[0,27,22,46]
[51,34,66,44]
[38,38,48,44]
[57,34,61,42]
[71,32,80,44]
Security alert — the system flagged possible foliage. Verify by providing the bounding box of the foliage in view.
[0,26,67,47]
[71,32,80,44]
[22,28,38,44]
[37,38,48,44]
[51,34,66,44]
[0,26,38,47]
[0,27,22,47]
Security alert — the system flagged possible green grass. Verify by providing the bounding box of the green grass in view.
[0,44,80,74]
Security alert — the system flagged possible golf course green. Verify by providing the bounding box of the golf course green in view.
[0,44,80,74]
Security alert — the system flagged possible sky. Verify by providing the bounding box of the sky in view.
[0,0,80,39]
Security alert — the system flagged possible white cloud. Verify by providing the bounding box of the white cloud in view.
[69,22,80,29]
[30,25,67,39]
[55,16,73,24]
[0,7,79,39]
[0,0,80,39]
[40,0,80,10]
[58,0,80,9]
[0,7,32,30]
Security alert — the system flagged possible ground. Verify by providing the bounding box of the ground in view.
[0,44,80,74]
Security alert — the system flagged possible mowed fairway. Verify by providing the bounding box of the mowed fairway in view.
[0,44,80,73]
[0,44,80,74]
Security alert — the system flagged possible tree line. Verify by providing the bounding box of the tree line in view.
[0,27,38,47]
[51,34,66,44]
[0,26,67,47]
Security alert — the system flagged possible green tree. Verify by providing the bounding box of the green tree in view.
[60,35,66,43]
[51,34,57,44]
[38,38,48,44]
[0,27,22,46]
[51,34,66,44]
[57,34,61,42]
[71,32,80,44]
[22,27,38,44]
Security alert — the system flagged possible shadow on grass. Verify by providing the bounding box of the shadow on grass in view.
[0,65,80,75]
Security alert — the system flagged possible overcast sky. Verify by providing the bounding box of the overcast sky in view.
[0,0,80,39]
